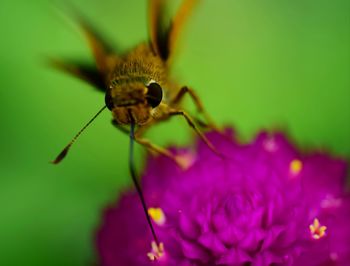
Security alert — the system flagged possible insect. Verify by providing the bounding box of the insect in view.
[51,0,220,254]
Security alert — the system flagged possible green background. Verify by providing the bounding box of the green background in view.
[0,0,349,265]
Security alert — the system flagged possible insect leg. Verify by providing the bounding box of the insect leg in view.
[168,110,223,157]
[111,120,187,168]
[134,135,190,169]
[171,86,219,130]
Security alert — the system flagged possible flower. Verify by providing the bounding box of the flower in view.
[95,128,349,266]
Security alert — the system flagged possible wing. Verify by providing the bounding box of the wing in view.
[149,0,198,62]
[47,58,105,91]
[49,5,119,91]
[75,10,117,74]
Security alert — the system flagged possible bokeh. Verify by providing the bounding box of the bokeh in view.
[0,0,349,265]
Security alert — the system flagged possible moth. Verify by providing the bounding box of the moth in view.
[52,0,218,166]
[51,0,220,252]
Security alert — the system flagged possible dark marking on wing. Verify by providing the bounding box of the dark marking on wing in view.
[148,0,198,62]
[47,58,106,92]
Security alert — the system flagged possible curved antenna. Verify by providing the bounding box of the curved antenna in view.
[52,105,107,164]
[129,116,160,246]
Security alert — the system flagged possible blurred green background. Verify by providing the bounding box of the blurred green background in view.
[0,0,349,265]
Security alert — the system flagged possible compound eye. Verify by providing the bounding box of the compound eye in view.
[146,82,163,108]
[105,92,114,110]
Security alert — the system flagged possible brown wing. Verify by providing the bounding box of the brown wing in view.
[149,0,198,62]
[49,4,119,91]
[47,58,105,91]
[75,11,117,74]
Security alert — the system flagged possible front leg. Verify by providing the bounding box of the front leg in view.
[171,86,218,130]
[111,120,188,169]
[168,109,223,158]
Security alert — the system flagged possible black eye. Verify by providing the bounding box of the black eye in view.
[105,92,114,110]
[146,82,163,108]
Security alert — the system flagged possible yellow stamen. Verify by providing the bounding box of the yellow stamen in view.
[147,241,164,261]
[309,218,327,239]
[148,207,166,225]
[290,159,303,175]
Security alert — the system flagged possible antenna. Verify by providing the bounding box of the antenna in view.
[129,117,160,246]
[52,105,107,164]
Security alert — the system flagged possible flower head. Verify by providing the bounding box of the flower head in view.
[96,129,349,265]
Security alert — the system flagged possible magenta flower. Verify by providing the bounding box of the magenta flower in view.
[96,129,349,266]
